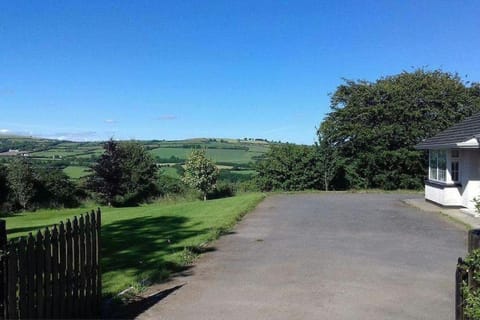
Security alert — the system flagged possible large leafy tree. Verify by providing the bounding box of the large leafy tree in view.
[117,141,158,205]
[34,167,79,208]
[256,144,322,191]
[7,158,36,209]
[88,139,123,206]
[88,140,157,206]
[318,69,480,190]
[183,149,219,201]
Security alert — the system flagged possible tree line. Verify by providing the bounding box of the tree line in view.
[256,69,480,191]
[0,140,226,214]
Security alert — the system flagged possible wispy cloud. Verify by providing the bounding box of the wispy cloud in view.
[0,129,33,136]
[104,119,117,124]
[41,131,98,141]
[157,115,177,121]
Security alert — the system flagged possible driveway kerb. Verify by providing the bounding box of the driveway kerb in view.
[404,198,480,229]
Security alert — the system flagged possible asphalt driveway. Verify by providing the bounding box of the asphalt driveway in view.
[137,193,466,319]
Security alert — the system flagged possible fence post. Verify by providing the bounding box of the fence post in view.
[456,257,465,320]
[0,220,6,319]
[468,229,480,253]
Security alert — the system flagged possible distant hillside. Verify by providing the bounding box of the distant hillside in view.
[0,135,272,179]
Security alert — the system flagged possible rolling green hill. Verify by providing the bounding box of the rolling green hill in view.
[0,136,270,180]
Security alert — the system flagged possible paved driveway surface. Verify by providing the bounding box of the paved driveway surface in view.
[137,193,466,319]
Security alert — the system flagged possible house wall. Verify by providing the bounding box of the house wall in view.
[425,148,480,208]
[459,149,480,209]
[425,183,462,206]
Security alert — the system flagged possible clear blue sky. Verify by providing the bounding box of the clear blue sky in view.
[1,1,479,144]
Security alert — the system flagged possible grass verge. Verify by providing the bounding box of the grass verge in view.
[3,193,266,297]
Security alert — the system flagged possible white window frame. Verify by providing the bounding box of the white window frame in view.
[429,150,447,182]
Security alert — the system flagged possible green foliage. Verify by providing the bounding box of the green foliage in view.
[462,250,480,319]
[157,175,188,196]
[0,165,10,211]
[473,197,480,214]
[88,140,157,206]
[182,150,219,201]
[318,69,480,190]
[208,181,236,199]
[34,167,79,208]
[7,158,36,210]
[88,140,123,206]
[255,144,322,191]
[116,141,158,206]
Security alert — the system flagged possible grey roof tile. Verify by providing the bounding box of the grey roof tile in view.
[415,112,480,149]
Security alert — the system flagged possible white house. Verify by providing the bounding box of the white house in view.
[415,112,480,209]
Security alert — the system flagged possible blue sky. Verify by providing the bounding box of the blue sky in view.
[1,1,479,144]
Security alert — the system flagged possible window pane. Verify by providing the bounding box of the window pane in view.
[437,151,447,181]
[451,161,459,182]
[429,151,437,180]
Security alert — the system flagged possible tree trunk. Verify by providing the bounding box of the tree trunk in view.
[203,193,207,201]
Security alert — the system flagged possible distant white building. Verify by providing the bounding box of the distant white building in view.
[0,149,30,157]
[416,112,480,209]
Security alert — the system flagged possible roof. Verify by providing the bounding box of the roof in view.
[415,112,480,149]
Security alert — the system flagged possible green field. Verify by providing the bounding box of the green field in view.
[2,137,269,165]
[150,147,262,164]
[2,136,270,180]
[4,193,266,296]
[160,166,181,178]
[62,166,91,179]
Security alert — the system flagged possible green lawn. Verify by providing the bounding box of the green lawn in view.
[3,193,266,296]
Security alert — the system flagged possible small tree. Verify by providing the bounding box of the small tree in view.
[183,149,219,201]
[0,165,10,209]
[7,158,36,210]
[88,139,158,206]
[88,139,123,206]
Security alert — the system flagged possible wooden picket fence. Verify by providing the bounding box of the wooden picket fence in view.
[0,209,102,319]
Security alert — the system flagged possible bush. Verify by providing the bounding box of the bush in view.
[34,168,80,208]
[208,182,236,199]
[462,249,480,318]
[255,144,322,191]
[157,175,187,196]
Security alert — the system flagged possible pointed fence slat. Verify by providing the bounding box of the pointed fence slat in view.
[91,212,98,315]
[51,225,60,319]
[85,214,92,317]
[17,238,27,319]
[36,231,45,318]
[26,234,35,318]
[66,219,73,318]
[0,209,102,320]
[7,241,17,320]
[58,222,67,318]
[44,228,52,319]
[72,217,80,317]
[79,215,86,318]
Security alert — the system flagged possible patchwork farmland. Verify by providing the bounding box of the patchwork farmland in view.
[0,136,270,180]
